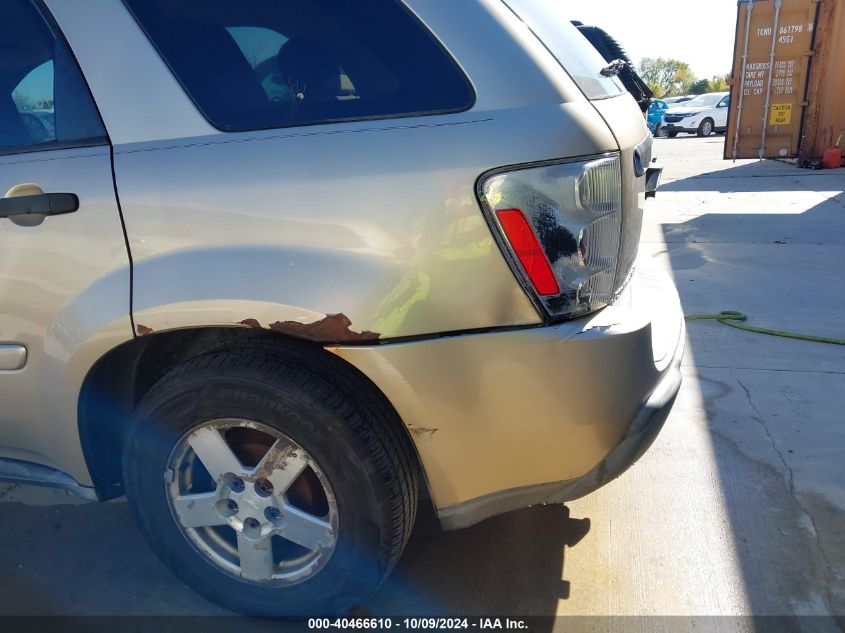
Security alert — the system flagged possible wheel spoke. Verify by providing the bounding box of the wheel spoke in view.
[253,439,309,493]
[172,492,226,528]
[237,533,275,580]
[279,505,335,551]
[187,426,244,480]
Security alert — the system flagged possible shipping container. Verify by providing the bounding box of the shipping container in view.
[725,0,845,164]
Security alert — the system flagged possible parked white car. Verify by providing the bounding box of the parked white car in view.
[662,92,730,137]
[662,95,694,105]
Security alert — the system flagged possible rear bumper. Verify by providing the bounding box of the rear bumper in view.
[663,123,696,133]
[436,333,682,529]
[548,351,681,503]
[331,255,685,530]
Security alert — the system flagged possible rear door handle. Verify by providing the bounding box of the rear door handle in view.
[0,192,79,218]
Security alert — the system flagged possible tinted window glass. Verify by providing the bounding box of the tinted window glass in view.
[0,0,107,153]
[123,0,474,132]
[502,0,626,100]
[684,93,725,108]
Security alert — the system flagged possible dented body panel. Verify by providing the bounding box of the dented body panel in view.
[55,0,617,342]
[331,256,684,523]
[116,106,614,340]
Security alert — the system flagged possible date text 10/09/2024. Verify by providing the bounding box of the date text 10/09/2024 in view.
[307,618,530,630]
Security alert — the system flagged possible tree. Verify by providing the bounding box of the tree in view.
[638,57,697,97]
[708,75,729,92]
[688,79,710,94]
[646,80,665,99]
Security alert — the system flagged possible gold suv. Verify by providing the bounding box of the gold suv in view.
[0,0,682,615]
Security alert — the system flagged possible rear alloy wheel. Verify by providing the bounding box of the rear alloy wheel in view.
[123,346,418,616]
[697,118,714,137]
[655,126,668,138]
[167,419,338,585]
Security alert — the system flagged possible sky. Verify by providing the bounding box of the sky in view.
[13,61,53,107]
[566,0,739,79]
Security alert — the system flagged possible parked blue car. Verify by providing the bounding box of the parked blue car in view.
[647,99,669,137]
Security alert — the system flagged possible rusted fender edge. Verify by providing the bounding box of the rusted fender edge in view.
[238,313,380,344]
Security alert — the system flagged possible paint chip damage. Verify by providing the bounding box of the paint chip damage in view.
[136,324,153,336]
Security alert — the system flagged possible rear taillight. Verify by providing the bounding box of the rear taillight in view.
[495,209,560,296]
[478,154,624,319]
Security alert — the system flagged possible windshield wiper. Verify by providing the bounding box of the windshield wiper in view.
[600,59,627,77]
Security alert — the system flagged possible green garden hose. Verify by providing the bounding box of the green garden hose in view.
[684,311,845,346]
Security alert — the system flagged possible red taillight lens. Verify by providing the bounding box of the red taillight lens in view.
[480,155,623,318]
[495,209,560,296]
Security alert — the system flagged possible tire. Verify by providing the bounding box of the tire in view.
[123,344,418,616]
[697,118,714,137]
[667,131,679,138]
[655,126,668,138]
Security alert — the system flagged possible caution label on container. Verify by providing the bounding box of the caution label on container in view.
[770,104,792,125]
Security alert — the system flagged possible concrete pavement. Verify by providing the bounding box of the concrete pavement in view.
[1,137,843,625]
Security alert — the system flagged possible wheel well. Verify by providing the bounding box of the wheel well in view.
[78,327,423,501]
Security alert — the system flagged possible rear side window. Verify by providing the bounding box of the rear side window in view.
[122,0,474,132]
[502,0,626,100]
[0,0,107,153]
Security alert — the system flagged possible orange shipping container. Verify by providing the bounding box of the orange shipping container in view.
[725,0,845,164]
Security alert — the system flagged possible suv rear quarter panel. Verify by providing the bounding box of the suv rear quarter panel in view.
[117,110,612,341]
[52,0,620,342]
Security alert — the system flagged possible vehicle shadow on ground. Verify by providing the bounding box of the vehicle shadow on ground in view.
[658,159,845,617]
[0,491,231,616]
[363,502,590,618]
[0,485,590,622]
[661,160,842,193]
